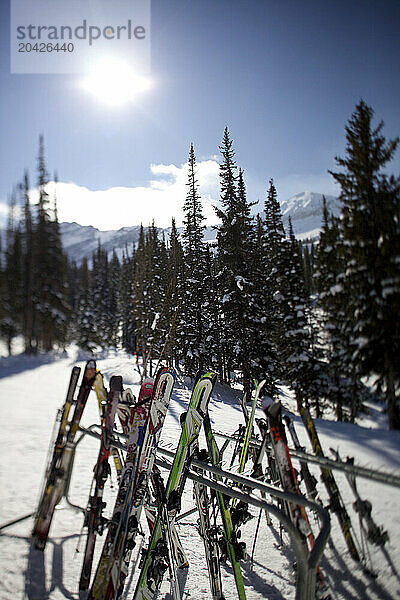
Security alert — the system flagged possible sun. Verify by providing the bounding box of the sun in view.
[81,59,151,107]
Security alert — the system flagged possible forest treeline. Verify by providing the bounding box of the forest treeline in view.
[1,101,399,428]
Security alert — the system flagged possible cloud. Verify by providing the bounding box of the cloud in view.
[49,159,221,230]
[0,161,339,232]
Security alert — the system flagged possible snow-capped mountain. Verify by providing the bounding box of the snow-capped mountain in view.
[60,221,143,264]
[280,191,340,240]
[60,191,340,263]
[60,222,217,264]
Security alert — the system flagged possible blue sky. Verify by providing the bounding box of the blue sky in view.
[1,0,399,229]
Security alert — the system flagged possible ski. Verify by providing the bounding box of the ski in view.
[331,449,388,547]
[150,466,181,600]
[114,382,189,574]
[32,360,96,550]
[144,498,188,570]
[229,424,246,468]
[192,447,225,600]
[93,370,124,482]
[203,412,247,600]
[79,375,121,591]
[231,380,266,508]
[132,370,217,600]
[88,368,174,600]
[298,403,360,562]
[283,415,319,503]
[264,400,330,599]
[263,400,313,538]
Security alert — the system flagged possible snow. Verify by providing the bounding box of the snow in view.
[58,191,339,265]
[0,347,400,600]
[279,192,341,240]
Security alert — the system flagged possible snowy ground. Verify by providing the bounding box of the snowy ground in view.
[0,346,400,600]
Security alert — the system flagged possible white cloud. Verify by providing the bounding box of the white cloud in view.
[49,159,220,230]
[0,202,8,224]
[0,161,339,232]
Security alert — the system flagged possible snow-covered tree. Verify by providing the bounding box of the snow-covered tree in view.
[329,100,400,429]
[179,143,208,372]
[215,129,256,390]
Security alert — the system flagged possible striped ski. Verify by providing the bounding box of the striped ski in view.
[192,447,225,600]
[203,413,247,600]
[298,402,360,562]
[132,371,217,600]
[88,367,174,600]
[231,379,266,509]
[32,360,96,550]
[79,375,121,590]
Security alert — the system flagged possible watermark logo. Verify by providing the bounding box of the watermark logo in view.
[10,0,150,75]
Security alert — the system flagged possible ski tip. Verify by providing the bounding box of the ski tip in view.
[138,378,154,402]
[110,375,123,391]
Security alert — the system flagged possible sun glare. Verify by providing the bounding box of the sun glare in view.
[81,59,151,106]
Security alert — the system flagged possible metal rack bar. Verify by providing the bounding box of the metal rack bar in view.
[77,425,331,600]
[213,430,400,488]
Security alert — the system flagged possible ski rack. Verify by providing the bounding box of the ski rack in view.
[76,424,331,600]
[213,430,400,488]
[63,423,103,514]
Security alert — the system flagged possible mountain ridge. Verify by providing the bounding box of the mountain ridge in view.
[59,191,340,262]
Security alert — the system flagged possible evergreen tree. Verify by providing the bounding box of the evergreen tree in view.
[260,178,288,390]
[132,225,147,361]
[163,218,184,368]
[250,213,277,389]
[215,129,256,390]
[282,218,317,409]
[91,243,110,345]
[20,171,35,353]
[47,174,70,349]
[315,198,351,419]
[34,134,53,349]
[120,247,136,353]
[132,223,166,374]
[33,137,68,350]
[0,191,23,354]
[329,101,400,429]
[76,257,98,352]
[180,143,208,372]
[203,243,224,376]
[107,250,121,347]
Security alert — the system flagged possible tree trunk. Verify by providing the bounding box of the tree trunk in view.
[242,362,251,399]
[386,353,400,430]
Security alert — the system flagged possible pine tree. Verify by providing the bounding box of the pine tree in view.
[20,171,35,353]
[250,213,277,389]
[76,257,98,352]
[0,191,23,354]
[329,101,400,429]
[33,136,69,350]
[282,218,317,408]
[34,134,53,349]
[132,223,166,375]
[215,129,256,390]
[132,225,147,362]
[260,179,288,390]
[107,250,121,347]
[163,218,184,368]
[91,243,110,346]
[47,174,70,349]
[120,247,136,354]
[180,143,208,372]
